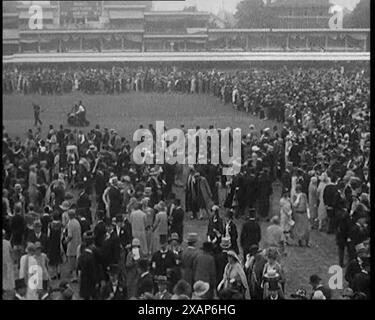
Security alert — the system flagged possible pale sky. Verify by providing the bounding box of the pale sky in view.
[21,1,361,14]
[153,0,360,14]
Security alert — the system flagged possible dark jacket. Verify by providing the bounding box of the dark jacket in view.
[136,272,154,297]
[77,248,100,299]
[100,281,126,300]
[26,232,48,253]
[170,207,184,242]
[193,250,216,295]
[240,218,261,251]
[114,223,132,250]
[94,220,106,248]
[151,250,176,276]
[101,231,121,267]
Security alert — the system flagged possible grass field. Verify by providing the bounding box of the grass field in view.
[3,91,278,141]
[3,92,341,298]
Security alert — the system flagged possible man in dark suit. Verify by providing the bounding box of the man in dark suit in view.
[136,259,154,298]
[309,274,332,300]
[100,264,126,300]
[193,242,216,299]
[351,259,370,299]
[26,220,48,253]
[240,208,261,258]
[151,236,176,289]
[94,211,106,248]
[181,233,199,287]
[108,177,122,219]
[114,214,132,253]
[101,221,121,268]
[77,187,92,225]
[77,232,100,300]
[169,199,184,242]
[207,205,224,251]
[323,175,338,234]
[345,244,369,289]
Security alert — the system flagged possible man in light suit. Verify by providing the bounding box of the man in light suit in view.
[129,202,148,256]
[153,201,169,252]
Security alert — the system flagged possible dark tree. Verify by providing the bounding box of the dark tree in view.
[344,0,370,28]
[234,0,268,28]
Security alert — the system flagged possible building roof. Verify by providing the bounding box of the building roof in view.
[144,34,208,39]
[104,4,148,10]
[144,11,210,17]
[269,0,330,8]
[19,29,144,35]
[108,10,144,20]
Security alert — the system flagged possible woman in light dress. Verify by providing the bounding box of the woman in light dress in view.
[292,184,310,247]
[308,176,319,229]
[317,173,330,231]
[279,190,293,244]
[142,198,154,256]
[28,165,39,209]
[3,230,15,300]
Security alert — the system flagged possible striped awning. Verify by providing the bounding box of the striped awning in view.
[3,39,19,45]
[19,11,53,19]
[3,29,20,40]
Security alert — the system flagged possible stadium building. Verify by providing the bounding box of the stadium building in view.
[2,0,370,58]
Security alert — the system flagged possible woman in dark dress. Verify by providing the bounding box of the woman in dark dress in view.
[47,212,63,280]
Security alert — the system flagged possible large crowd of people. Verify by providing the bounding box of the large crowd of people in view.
[2,63,370,300]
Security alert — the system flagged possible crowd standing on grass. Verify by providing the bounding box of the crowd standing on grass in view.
[2,64,370,300]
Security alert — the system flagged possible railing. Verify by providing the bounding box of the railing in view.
[4,28,370,54]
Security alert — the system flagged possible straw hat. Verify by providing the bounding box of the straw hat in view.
[132,238,141,247]
[193,281,210,297]
[59,201,71,211]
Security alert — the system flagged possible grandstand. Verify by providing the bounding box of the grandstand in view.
[2,1,370,58]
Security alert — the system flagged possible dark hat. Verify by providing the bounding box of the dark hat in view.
[248,207,256,217]
[107,264,120,275]
[15,279,26,291]
[159,234,168,246]
[33,220,42,228]
[168,232,180,243]
[83,231,94,245]
[249,244,260,256]
[201,241,213,252]
[186,233,198,244]
[309,274,322,284]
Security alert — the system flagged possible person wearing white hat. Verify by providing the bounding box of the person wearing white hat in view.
[192,281,210,300]
[218,249,250,299]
